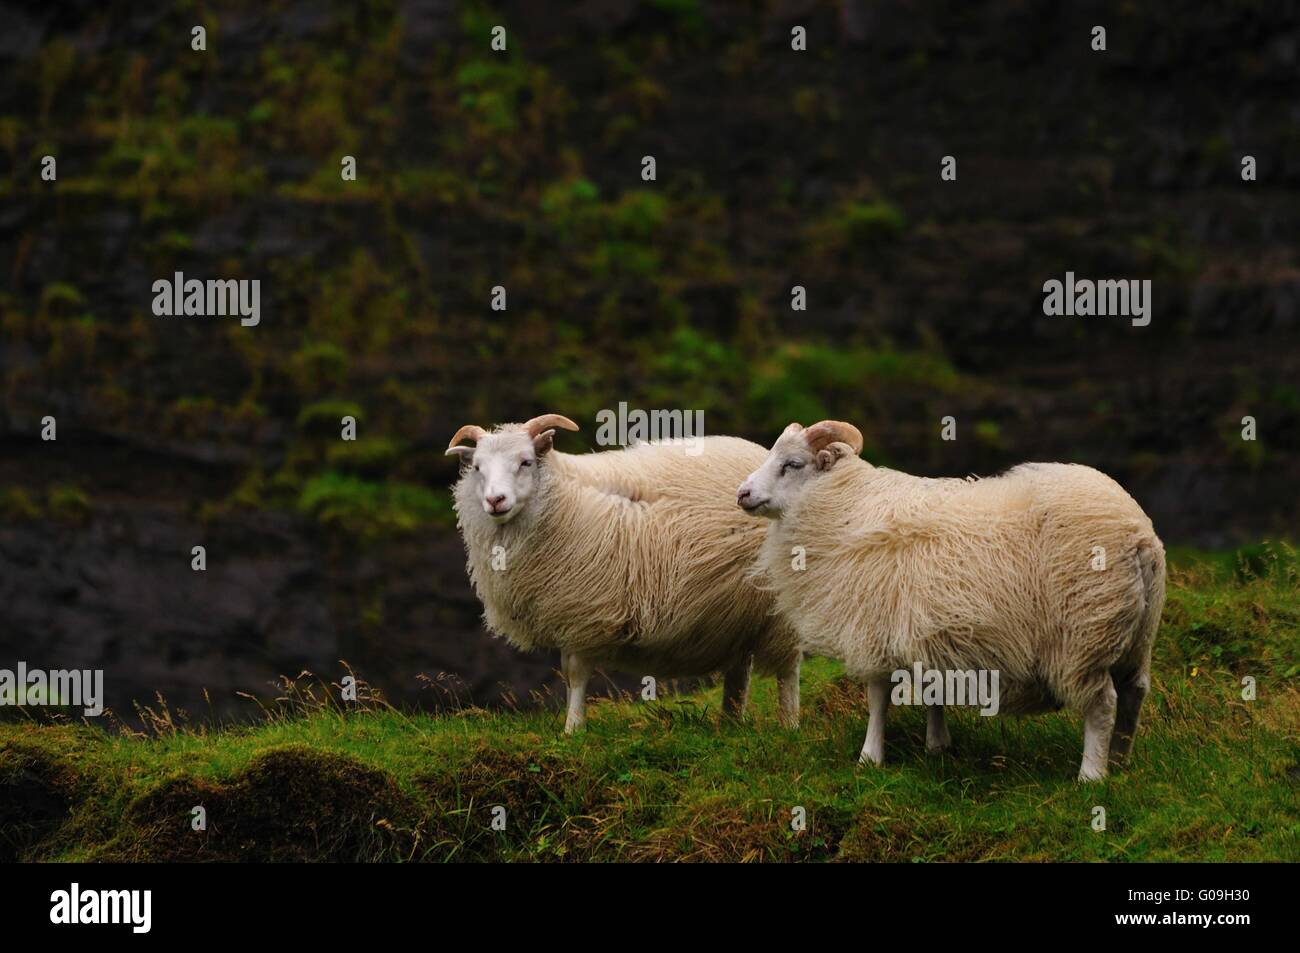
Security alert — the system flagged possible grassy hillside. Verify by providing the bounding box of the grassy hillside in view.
[2,548,1298,862]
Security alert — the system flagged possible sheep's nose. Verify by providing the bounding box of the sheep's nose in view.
[737,487,751,505]
[486,494,507,510]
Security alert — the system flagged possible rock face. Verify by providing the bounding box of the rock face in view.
[0,2,1296,721]
[0,502,332,720]
[0,497,581,721]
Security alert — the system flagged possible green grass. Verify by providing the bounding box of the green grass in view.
[2,558,1297,862]
[296,471,454,536]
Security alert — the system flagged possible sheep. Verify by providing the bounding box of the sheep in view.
[736,420,1166,781]
[447,413,801,733]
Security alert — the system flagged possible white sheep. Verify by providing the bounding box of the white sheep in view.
[737,420,1166,781]
[447,413,801,732]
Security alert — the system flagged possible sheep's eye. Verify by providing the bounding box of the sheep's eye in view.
[780,460,804,475]
[519,459,532,468]
[473,464,480,472]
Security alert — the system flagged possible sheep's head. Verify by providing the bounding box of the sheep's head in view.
[447,414,578,524]
[737,420,863,518]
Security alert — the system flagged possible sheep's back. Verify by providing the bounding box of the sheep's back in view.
[549,436,766,503]
[764,461,1163,694]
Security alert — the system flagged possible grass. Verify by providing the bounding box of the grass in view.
[2,552,1297,862]
[296,471,454,536]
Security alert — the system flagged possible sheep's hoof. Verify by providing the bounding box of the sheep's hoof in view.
[1077,764,1108,782]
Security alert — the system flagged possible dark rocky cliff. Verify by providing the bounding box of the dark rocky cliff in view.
[1,0,1296,720]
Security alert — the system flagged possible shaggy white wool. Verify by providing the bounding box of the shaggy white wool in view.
[742,422,1165,779]
[757,459,1164,708]
[452,425,800,728]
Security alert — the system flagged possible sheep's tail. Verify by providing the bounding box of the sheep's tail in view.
[1119,536,1166,676]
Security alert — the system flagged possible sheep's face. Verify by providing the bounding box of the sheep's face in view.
[449,429,553,524]
[737,422,857,518]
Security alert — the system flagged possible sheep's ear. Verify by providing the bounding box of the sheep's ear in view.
[815,442,853,471]
[445,445,475,465]
[533,429,557,455]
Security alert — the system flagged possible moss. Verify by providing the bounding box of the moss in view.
[39,283,84,317]
[459,3,504,41]
[100,746,417,862]
[585,241,661,278]
[230,467,267,510]
[456,60,532,133]
[0,486,42,521]
[245,100,276,125]
[163,396,222,440]
[290,341,350,395]
[47,484,91,523]
[974,419,1005,449]
[831,199,907,244]
[539,184,667,255]
[747,342,960,440]
[539,177,600,230]
[326,436,405,476]
[0,743,75,861]
[606,190,669,238]
[532,336,619,426]
[643,326,745,415]
[297,400,364,435]
[297,471,452,536]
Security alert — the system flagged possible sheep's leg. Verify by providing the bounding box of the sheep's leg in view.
[1078,681,1117,781]
[721,652,754,720]
[561,651,594,734]
[777,654,801,729]
[1108,669,1150,768]
[925,704,951,752]
[858,676,890,766]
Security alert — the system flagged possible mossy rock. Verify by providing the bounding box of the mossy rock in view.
[0,742,75,862]
[97,745,417,862]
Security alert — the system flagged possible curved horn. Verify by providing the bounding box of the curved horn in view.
[803,420,864,454]
[447,424,488,449]
[522,414,579,438]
